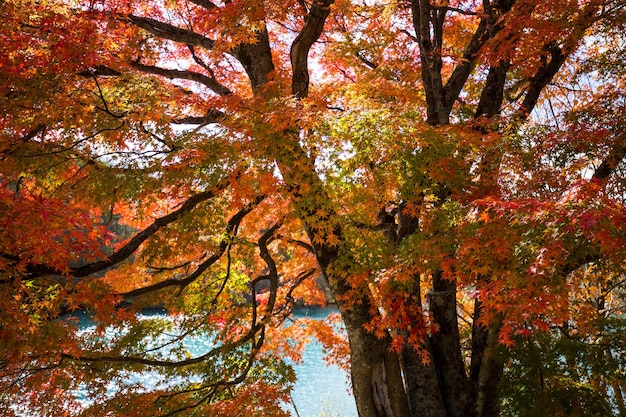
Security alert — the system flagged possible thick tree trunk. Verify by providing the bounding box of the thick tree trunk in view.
[342,313,412,417]
[400,295,504,417]
[340,277,506,417]
[401,345,447,417]
[470,301,504,417]
[272,136,413,417]
[428,271,474,417]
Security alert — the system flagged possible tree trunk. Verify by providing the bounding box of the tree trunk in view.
[470,302,504,417]
[401,345,447,417]
[271,135,413,417]
[427,271,473,417]
[343,314,412,417]
[338,276,506,417]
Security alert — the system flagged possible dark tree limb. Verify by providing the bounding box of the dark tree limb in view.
[250,221,282,323]
[131,62,232,95]
[593,145,626,181]
[230,28,275,91]
[172,112,224,125]
[440,15,491,118]
[411,0,517,124]
[125,14,215,50]
[187,0,217,10]
[13,172,241,280]
[474,62,510,119]
[515,2,609,120]
[187,45,217,79]
[121,194,265,298]
[515,43,568,118]
[290,0,334,98]
[411,0,446,124]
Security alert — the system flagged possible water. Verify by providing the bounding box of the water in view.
[74,306,358,417]
[287,307,358,417]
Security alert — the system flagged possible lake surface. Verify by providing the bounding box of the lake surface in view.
[287,307,358,417]
[76,306,357,417]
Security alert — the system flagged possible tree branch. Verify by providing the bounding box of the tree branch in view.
[432,5,478,15]
[441,16,491,116]
[252,220,282,318]
[230,28,275,91]
[187,0,217,10]
[516,43,568,118]
[355,52,378,70]
[515,3,607,119]
[18,173,241,280]
[593,145,626,181]
[120,194,266,298]
[290,0,334,98]
[77,65,121,77]
[125,14,215,50]
[411,0,447,124]
[130,61,232,96]
[1,124,47,156]
[171,112,225,125]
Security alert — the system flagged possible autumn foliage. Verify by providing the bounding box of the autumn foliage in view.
[1,0,625,416]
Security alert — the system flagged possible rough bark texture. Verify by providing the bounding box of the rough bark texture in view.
[344,320,407,417]
[428,271,472,417]
[475,62,509,119]
[470,300,504,417]
[401,342,447,417]
[231,28,275,91]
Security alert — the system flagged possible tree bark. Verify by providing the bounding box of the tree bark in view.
[428,271,473,417]
[470,301,504,417]
[401,344,447,417]
[343,314,412,417]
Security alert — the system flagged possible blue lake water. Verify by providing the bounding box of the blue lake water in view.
[287,307,358,417]
[75,306,357,417]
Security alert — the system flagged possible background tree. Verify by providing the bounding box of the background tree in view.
[1,0,625,416]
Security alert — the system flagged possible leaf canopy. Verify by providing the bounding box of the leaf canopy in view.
[1,0,625,415]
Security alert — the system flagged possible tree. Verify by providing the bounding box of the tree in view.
[1,0,625,416]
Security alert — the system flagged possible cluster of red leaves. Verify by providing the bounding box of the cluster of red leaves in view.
[463,176,626,344]
[0,179,111,274]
